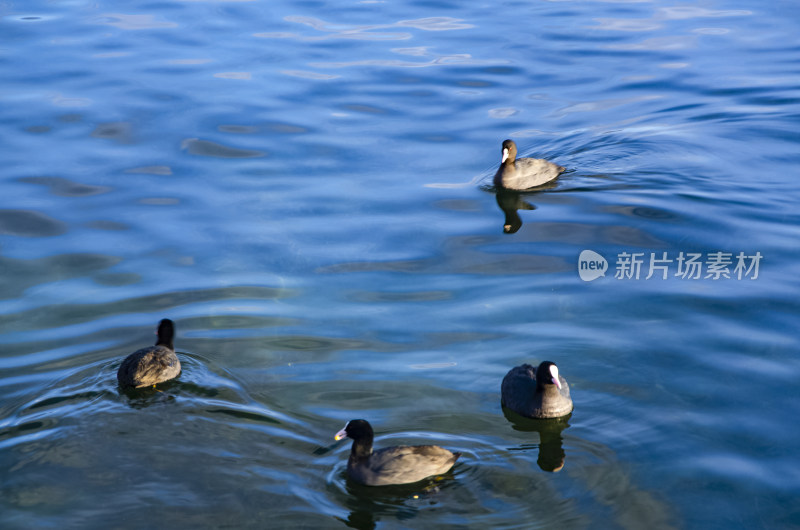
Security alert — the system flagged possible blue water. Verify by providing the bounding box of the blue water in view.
[2,0,799,528]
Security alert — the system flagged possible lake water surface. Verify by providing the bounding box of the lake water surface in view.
[2,0,799,528]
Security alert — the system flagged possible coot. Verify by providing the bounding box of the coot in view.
[493,139,565,190]
[117,319,181,388]
[501,361,573,419]
[334,419,461,486]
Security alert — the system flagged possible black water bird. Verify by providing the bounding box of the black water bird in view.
[501,361,573,419]
[117,319,181,388]
[334,419,461,486]
[493,139,565,190]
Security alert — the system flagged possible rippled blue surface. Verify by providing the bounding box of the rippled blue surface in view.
[2,0,799,528]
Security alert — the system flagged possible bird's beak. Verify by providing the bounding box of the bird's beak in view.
[334,429,347,441]
[501,148,509,163]
[549,364,562,390]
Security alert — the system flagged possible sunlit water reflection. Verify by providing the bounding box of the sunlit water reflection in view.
[2,0,799,528]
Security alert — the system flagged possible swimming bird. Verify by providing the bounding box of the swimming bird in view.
[334,419,461,486]
[493,139,565,190]
[117,319,181,388]
[501,361,573,419]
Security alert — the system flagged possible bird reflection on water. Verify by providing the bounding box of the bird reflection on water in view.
[492,179,559,234]
[502,408,571,473]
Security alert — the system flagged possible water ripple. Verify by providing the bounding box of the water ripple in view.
[0,209,66,237]
[1,0,798,526]
[181,138,266,158]
[91,14,178,30]
[255,15,473,43]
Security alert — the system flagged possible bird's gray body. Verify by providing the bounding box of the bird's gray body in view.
[347,444,460,486]
[117,345,180,388]
[501,363,573,419]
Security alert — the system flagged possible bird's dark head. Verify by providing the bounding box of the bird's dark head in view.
[156,319,175,348]
[501,139,518,163]
[536,361,562,390]
[335,419,373,442]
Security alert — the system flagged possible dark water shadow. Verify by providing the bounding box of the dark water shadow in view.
[495,189,536,234]
[17,176,111,197]
[482,181,558,234]
[117,378,183,408]
[181,137,266,158]
[0,208,67,237]
[334,470,460,530]
[502,406,572,473]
